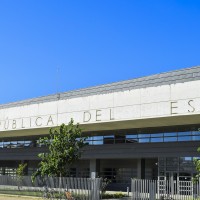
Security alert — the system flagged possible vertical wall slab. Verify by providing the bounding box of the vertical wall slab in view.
[90,159,100,178]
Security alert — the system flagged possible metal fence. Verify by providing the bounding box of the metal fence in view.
[0,175,101,200]
[131,179,200,200]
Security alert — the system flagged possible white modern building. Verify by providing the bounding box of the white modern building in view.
[0,66,200,190]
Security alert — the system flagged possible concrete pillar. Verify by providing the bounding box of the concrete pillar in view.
[90,159,100,178]
[137,158,145,179]
[141,158,145,179]
[137,159,141,179]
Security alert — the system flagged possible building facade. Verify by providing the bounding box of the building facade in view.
[1,66,200,190]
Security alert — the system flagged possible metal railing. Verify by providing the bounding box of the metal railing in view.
[131,179,200,200]
[0,175,101,200]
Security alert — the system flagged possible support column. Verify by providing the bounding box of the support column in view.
[137,158,145,179]
[141,158,145,179]
[137,159,141,179]
[90,159,100,178]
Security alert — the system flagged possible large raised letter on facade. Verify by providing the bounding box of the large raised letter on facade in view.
[35,117,42,126]
[4,119,9,130]
[12,120,17,129]
[170,101,178,115]
[96,110,102,121]
[110,108,114,120]
[21,119,25,128]
[83,111,91,122]
[47,115,54,126]
[188,100,195,112]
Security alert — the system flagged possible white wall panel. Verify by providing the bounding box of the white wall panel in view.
[1,80,200,132]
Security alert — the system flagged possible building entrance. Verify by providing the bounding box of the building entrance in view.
[158,157,195,183]
[166,172,177,181]
[166,172,178,194]
[158,157,195,194]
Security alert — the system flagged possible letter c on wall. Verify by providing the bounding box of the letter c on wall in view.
[35,117,42,126]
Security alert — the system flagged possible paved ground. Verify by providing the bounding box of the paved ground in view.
[0,195,41,200]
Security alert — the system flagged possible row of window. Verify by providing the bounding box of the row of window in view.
[0,131,200,148]
[86,131,200,145]
[0,140,44,149]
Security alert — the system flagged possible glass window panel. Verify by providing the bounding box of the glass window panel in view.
[92,136,103,145]
[138,134,150,138]
[139,138,150,143]
[166,157,178,165]
[178,136,191,141]
[86,137,93,145]
[164,132,177,137]
[103,138,114,141]
[17,141,24,148]
[126,138,138,143]
[115,135,125,144]
[4,142,10,148]
[192,131,200,135]
[178,131,191,136]
[126,135,138,139]
[10,142,17,148]
[103,136,114,144]
[183,157,192,161]
[24,141,31,147]
[104,135,114,138]
[164,137,177,142]
[151,137,163,142]
[125,134,138,143]
[151,133,163,137]
[192,135,200,141]
[94,136,103,140]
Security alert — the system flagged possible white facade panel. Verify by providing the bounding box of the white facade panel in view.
[1,79,200,132]
[58,97,90,113]
[113,89,141,107]
[140,85,171,104]
[171,81,200,100]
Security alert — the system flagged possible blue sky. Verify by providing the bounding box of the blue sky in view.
[0,0,200,104]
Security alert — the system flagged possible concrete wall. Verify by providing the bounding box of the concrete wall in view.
[1,79,200,136]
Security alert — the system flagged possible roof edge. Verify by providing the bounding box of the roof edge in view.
[1,65,200,109]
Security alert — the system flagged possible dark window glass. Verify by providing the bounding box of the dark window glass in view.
[164,137,177,142]
[93,136,103,145]
[192,135,200,141]
[164,132,177,137]
[178,132,191,136]
[103,135,114,144]
[151,137,163,142]
[126,134,137,139]
[178,136,191,141]
[192,131,200,135]
[138,134,150,138]
[139,138,150,143]
[151,133,163,137]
